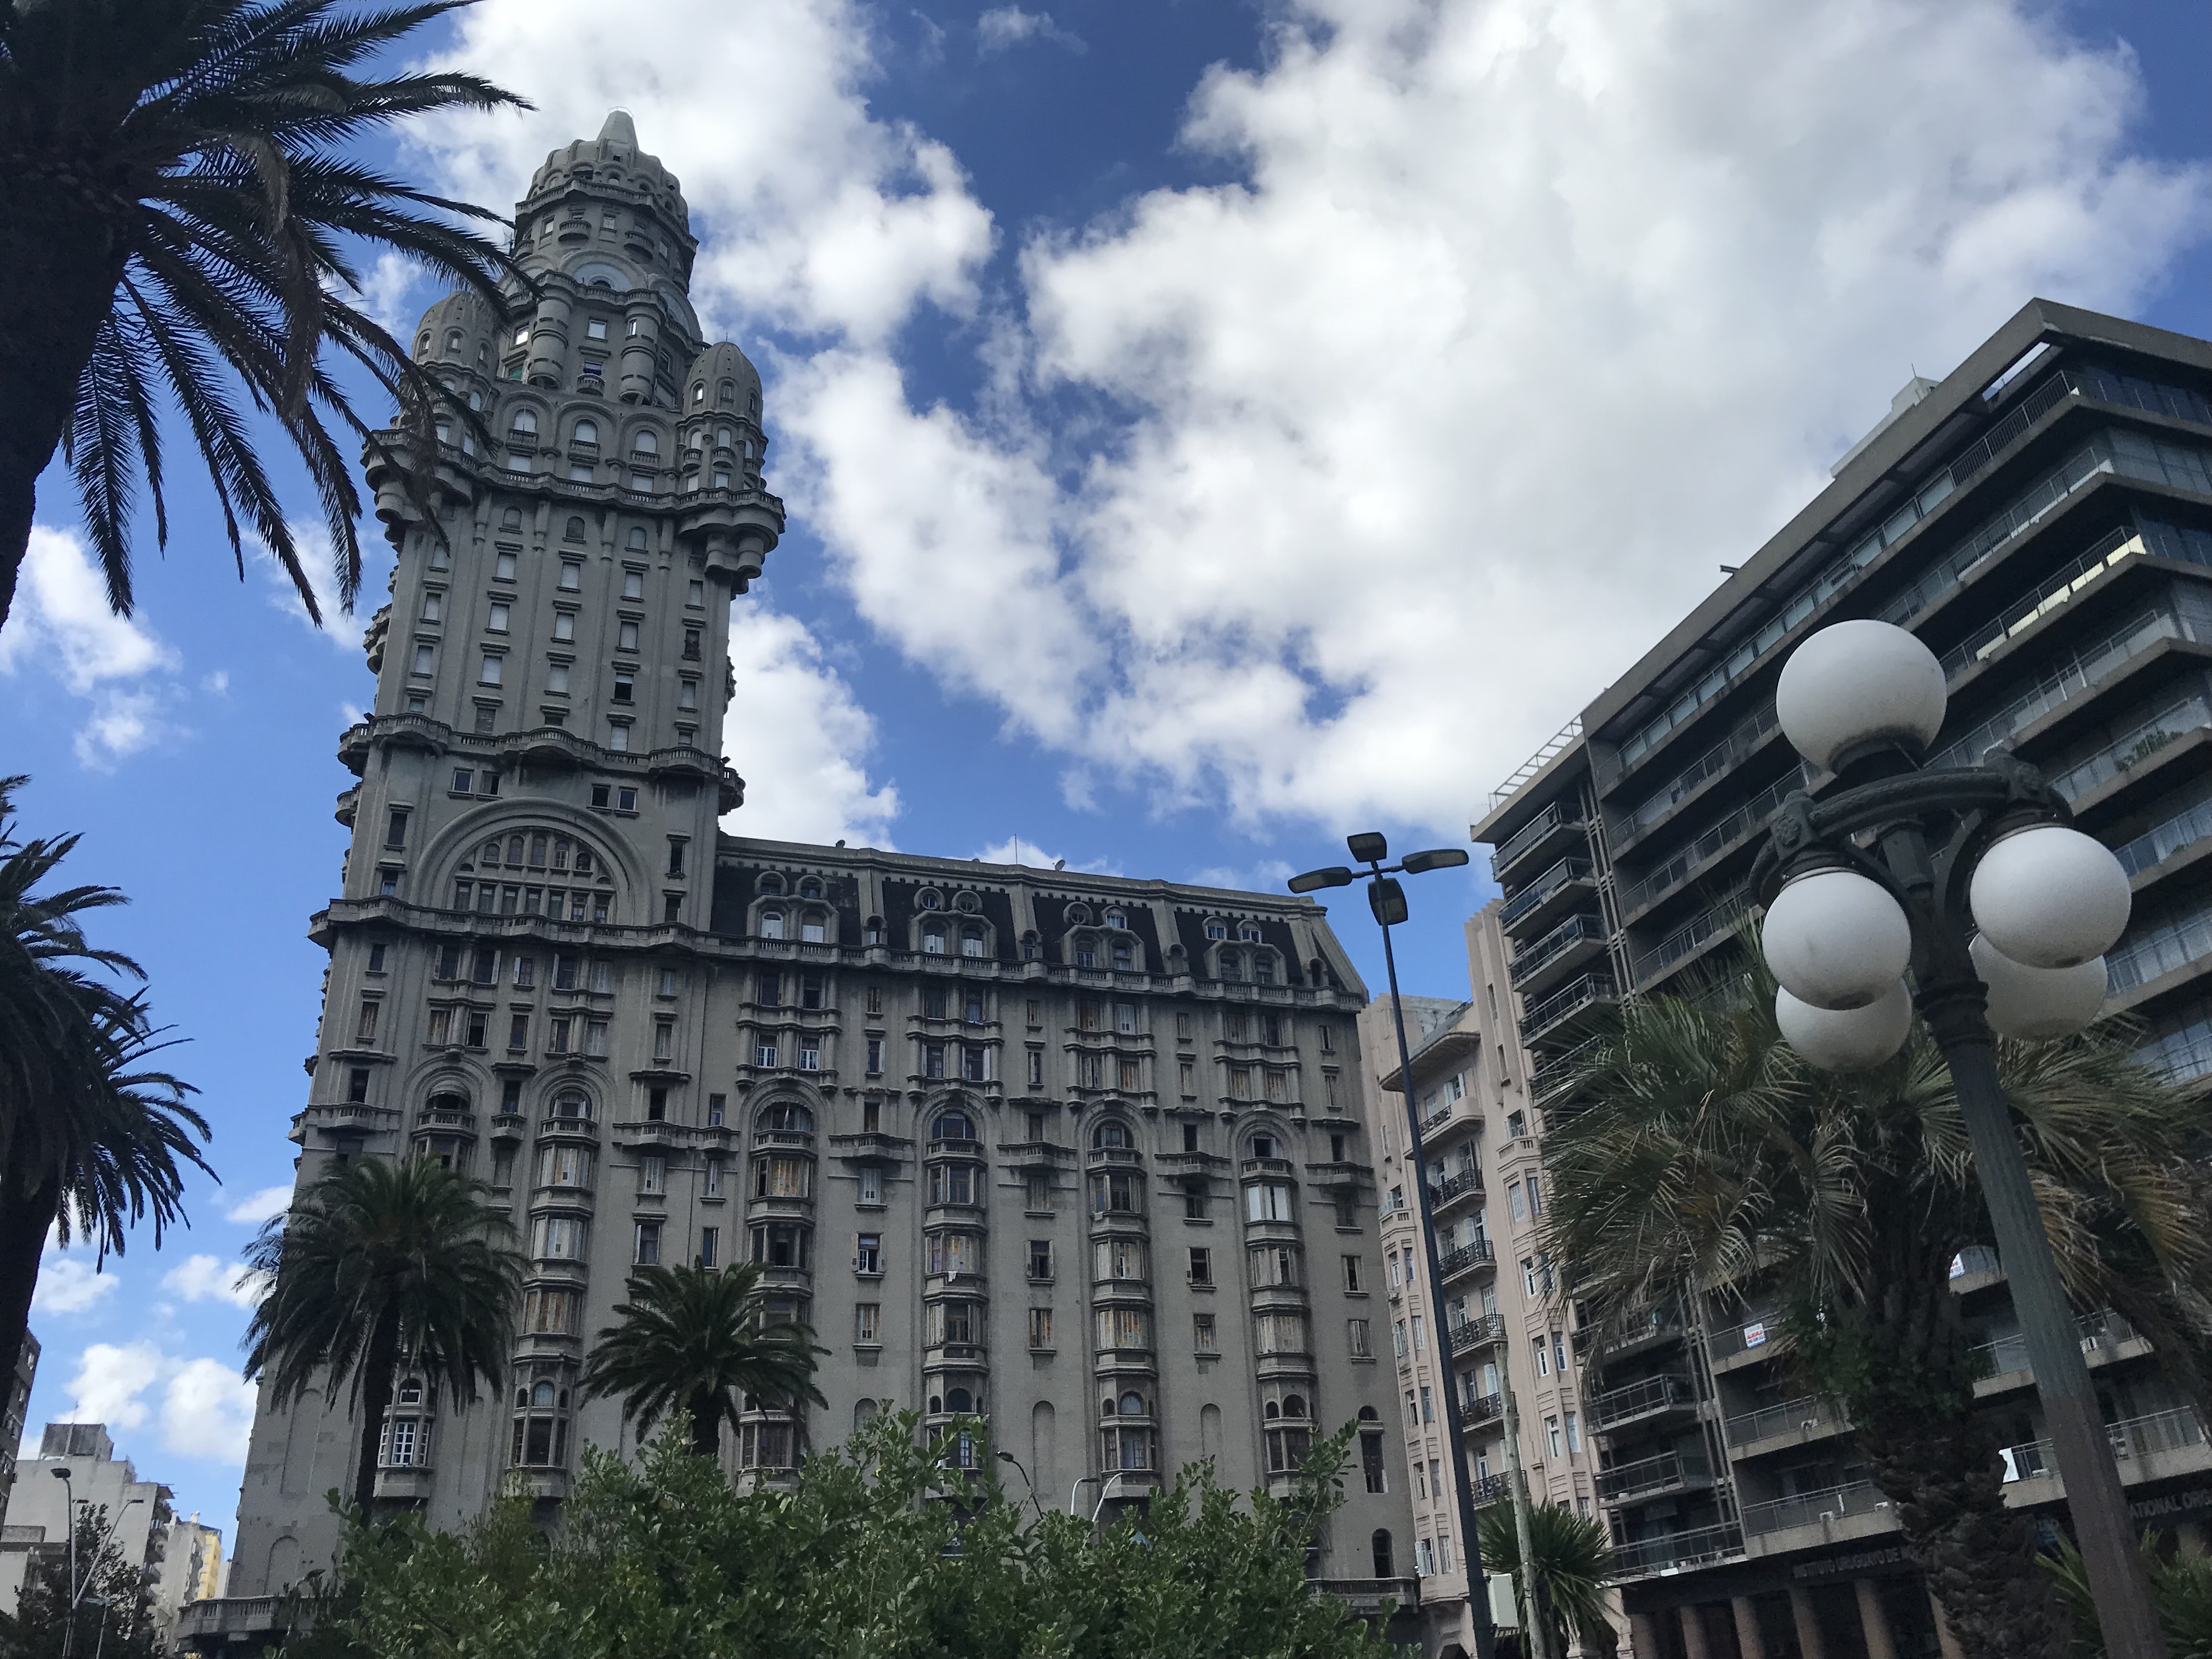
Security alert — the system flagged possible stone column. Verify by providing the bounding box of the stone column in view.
[1627,1610,1663,1658]
[1678,1602,1713,1659]
[1730,1596,1768,1659]
[1854,1579,1898,1659]
[1928,1589,1965,1659]
[1788,1587,1828,1659]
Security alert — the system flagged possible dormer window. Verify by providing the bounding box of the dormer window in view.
[918,891,943,911]
[1240,924,1262,943]
[799,878,822,900]
[759,873,785,895]
[1205,921,1228,940]
[1105,908,1126,929]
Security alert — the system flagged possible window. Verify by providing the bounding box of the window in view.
[1522,1257,1539,1297]
[698,1227,719,1268]
[856,1303,881,1343]
[1028,1308,1054,1350]
[1546,1417,1563,1459]
[1348,1318,1372,1358]
[354,998,380,1043]
[1566,1410,1582,1453]
[1419,1386,1434,1424]
[621,568,645,600]
[1095,1307,1153,1350]
[704,1155,724,1196]
[1188,1246,1212,1284]
[866,1037,883,1075]
[855,1233,882,1274]
[857,1166,882,1205]
[1090,1170,1142,1215]
[639,1154,665,1195]
[1245,1183,1294,1223]
[1194,1312,1217,1352]
[1526,1175,1544,1218]
[346,1066,370,1103]
[633,1221,662,1264]
[559,561,581,591]
[928,1163,974,1205]
[1026,1050,1043,1086]
[1029,1240,1053,1280]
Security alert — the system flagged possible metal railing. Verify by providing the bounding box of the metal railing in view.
[1447,1314,1507,1354]
[1623,703,1780,840]
[1972,1308,2139,1379]
[1486,719,1584,813]
[1509,913,1607,986]
[1950,1245,2001,1279]
[1462,1391,1504,1425]
[1492,801,1585,877]
[1430,1169,1483,1207]
[1620,771,1799,917]
[1469,1471,1528,1508]
[1498,857,1595,929]
[1611,1522,1744,1577]
[1723,1395,1846,1447]
[2108,899,2212,997]
[1939,523,2143,678]
[2113,1406,2208,1460]
[2114,793,2212,878]
[1595,1449,1710,1503]
[1740,1481,1887,1537]
[1592,1374,1697,1430]
[1438,1239,1496,1278]
[1519,973,1616,1043]
[1632,893,1748,988]
[2052,685,2212,807]
[1599,1310,1685,1355]
[1708,1318,1784,1363]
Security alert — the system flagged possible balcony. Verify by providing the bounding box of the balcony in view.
[1518,973,1617,1045]
[1491,802,1587,882]
[1611,1521,1743,1579]
[1971,1308,2145,1390]
[1438,1239,1496,1283]
[1723,1394,1849,1450]
[1508,912,1610,998]
[1741,1480,1888,1539]
[1462,1391,1504,1427]
[1708,1316,1785,1369]
[1468,1471,1528,1508]
[1498,856,1596,940]
[1447,1314,1507,1355]
[1598,1310,1684,1361]
[1429,1168,1483,1215]
[1590,1374,1698,1432]
[1594,1448,1712,1505]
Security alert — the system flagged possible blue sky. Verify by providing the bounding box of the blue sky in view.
[5,0,2212,1547]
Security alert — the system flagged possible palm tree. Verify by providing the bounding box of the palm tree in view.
[1475,1499,1618,1658]
[0,0,528,633]
[242,1155,522,1515]
[0,776,210,1407]
[582,1261,827,1459]
[1543,950,2212,1659]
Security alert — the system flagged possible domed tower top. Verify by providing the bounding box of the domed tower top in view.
[511,110,699,301]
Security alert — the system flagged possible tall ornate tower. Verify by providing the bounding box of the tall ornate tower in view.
[224,113,783,1590]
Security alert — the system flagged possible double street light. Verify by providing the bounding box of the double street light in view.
[1290,834,1499,1659]
[1751,618,2162,1656]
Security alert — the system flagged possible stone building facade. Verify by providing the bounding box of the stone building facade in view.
[192,116,1421,1640]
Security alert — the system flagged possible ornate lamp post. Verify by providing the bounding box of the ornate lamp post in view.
[1750,618,2161,1656]
[1290,833,1499,1659]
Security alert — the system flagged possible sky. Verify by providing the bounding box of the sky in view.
[5,0,2212,1551]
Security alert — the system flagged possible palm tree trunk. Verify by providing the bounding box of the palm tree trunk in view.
[1844,1273,2070,1659]
[690,1389,720,1458]
[0,1175,63,1416]
[352,1320,399,1517]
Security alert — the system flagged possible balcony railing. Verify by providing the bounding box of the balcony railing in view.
[1518,973,1617,1043]
[2113,1405,2208,1460]
[1468,1471,1527,1508]
[1708,1317,1784,1363]
[1591,1374,1696,1430]
[1462,1391,1504,1425]
[2108,899,2212,997]
[1438,1239,1496,1280]
[2115,793,2212,879]
[1620,773,1798,919]
[1595,1449,1709,1504]
[1447,1314,1507,1354]
[1632,893,1748,988]
[1723,1395,1846,1447]
[1951,1244,2001,1279]
[1509,913,1607,986]
[1740,1480,1887,1537]
[1972,1308,2139,1379]
[1486,719,1583,814]
[1598,1310,1684,1356]
[1611,1522,1743,1577]
[1498,858,1594,930]
[1492,801,1585,878]
[1430,1169,1482,1208]
[1938,521,2143,679]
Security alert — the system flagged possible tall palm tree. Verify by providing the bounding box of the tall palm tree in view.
[242,1155,522,1514]
[1543,951,2212,1659]
[1475,1499,1619,1658]
[0,0,528,633]
[0,775,210,1405]
[582,1261,827,1458]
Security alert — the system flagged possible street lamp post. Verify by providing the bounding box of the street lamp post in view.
[1291,833,1497,1659]
[1751,618,2163,1657]
[50,1468,78,1659]
[995,1450,1047,1520]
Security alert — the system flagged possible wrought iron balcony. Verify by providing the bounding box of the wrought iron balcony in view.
[1447,1314,1507,1355]
[1462,1390,1504,1426]
[1438,1239,1496,1282]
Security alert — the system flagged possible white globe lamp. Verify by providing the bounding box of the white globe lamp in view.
[1761,868,1914,1011]
[1968,825,2131,969]
[1775,619,1949,773]
[1971,934,2107,1041]
[1776,981,1913,1071]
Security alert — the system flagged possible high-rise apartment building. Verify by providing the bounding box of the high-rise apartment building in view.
[180,116,1423,1652]
[1473,299,2212,1657]
[0,1423,175,1614]
[1356,906,1615,1659]
[0,1330,37,1529]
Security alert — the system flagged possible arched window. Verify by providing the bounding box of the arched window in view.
[717,425,735,448]
[1358,1405,1380,1422]
[691,382,707,404]
[918,890,943,910]
[417,331,432,354]
[1265,1400,1280,1419]
[631,428,658,454]
[572,419,598,445]
[1205,920,1228,940]
[510,408,538,436]
[758,1102,812,1133]
[1072,933,1098,969]
[922,922,945,955]
[759,873,786,895]
[959,924,985,958]
[1221,950,1244,981]
[953,892,979,913]
[501,509,522,531]
[933,1109,975,1141]
[1066,905,1092,926]
[759,909,785,940]
[563,516,584,541]
[551,1090,591,1121]
[1091,1120,1131,1150]
[718,379,735,405]
[1282,1394,1308,1419]
[1240,924,1263,943]
[800,910,828,944]
[444,329,464,353]
[1371,1531,1394,1579]
[799,878,822,899]
[1104,908,1126,929]
[1022,932,1042,961]
[1119,1390,1145,1416]
[945,1387,972,1414]
[1111,937,1135,971]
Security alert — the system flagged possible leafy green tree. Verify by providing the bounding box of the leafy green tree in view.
[1475,1500,1618,1658]
[289,1413,1394,1659]
[0,0,527,633]
[243,1156,523,1516]
[1543,951,2212,1659]
[0,1503,162,1659]
[2041,1536,2212,1658]
[579,1261,827,1458]
[0,775,209,1425]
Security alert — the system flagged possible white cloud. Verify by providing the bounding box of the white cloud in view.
[973,836,1118,874]
[977,7,1086,54]
[256,522,371,651]
[58,1344,257,1465]
[0,526,182,767]
[32,1259,121,1317]
[1186,858,1297,894]
[223,1185,294,1226]
[400,0,2209,840]
[161,1255,270,1310]
[349,249,424,340]
[719,606,901,845]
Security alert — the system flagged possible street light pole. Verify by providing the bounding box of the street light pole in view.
[995,1450,1047,1521]
[50,1468,77,1659]
[1292,834,1497,1659]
